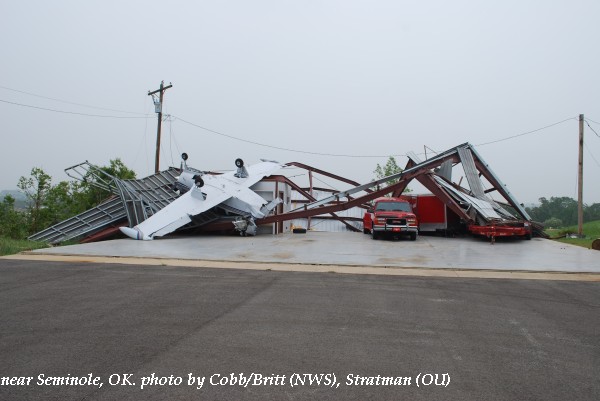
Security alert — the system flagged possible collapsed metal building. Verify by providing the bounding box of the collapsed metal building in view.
[30,143,541,244]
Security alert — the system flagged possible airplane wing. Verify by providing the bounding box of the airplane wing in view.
[120,160,281,240]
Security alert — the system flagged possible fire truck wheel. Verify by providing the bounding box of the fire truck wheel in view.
[410,232,417,241]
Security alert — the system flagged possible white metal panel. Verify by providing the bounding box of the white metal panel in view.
[291,218,362,232]
[434,176,502,220]
[290,187,366,232]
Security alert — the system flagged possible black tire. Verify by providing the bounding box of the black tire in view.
[363,228,369,234]
[372,228,378,240]
[410,232,417,241]
[235,158,244,168]
[193,175,204,188]
[181,152,188,161]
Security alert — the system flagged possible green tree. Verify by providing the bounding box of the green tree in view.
[373,156,409,196]
[0,195,27,239]
[76,158,137,211]
[543,217,563,229]
[526,197,579,226]
[18,167,52,234]
[15,159,137,237]
[44,180,83,224]
[102,158,136,180]
[584,203,600,222]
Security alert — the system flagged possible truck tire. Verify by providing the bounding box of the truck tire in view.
[372,229,378,240]
[410,232,417,241]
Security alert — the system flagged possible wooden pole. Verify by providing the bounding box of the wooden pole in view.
[578,114,584,237]
[307,171,313,230]
[148,81,173,173]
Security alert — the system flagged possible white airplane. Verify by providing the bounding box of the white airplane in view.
[119,155,282,240]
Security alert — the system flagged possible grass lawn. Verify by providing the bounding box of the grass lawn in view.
[545,220,600,249]
[0,237,49,256]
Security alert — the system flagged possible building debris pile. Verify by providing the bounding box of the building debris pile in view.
[30,143,542,244]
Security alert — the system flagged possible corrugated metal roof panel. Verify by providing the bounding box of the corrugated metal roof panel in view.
[434,176,501,220]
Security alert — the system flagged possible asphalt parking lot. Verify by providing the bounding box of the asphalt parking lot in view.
[1,259,599,401]
[2,233,599,400]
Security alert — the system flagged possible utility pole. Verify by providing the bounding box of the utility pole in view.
[578,114,584,237]
[148,81,173,173]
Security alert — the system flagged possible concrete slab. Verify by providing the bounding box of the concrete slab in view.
[18,232,600,273]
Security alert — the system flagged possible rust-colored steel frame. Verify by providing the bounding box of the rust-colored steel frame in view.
[469,148,531,220]
[203,143,529,233]
[285,162,372,204]
[258,143,528,228]
[400,144,531,222]
[258,171,414,225]
[193,166,367,233]
[257,182,406,225]
[262,175,361,232]
[285,162,364,188]
[397,160,474,224]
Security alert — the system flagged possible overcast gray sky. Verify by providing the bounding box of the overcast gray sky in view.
[2,0,599,204]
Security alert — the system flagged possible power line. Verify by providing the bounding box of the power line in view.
[585,120,600,138]
[166,115,182,167]
[132,106,151,174]
[174,114,581,158]
[0,85,149,116]
[312,175,339,191]
[0,89,584,156]
[0,98,153,119]
[172,115,408,158]
[475,117,578,146]
[586,117,600,125]
[584,141,600,168]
